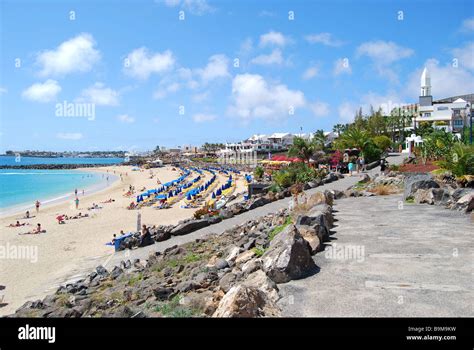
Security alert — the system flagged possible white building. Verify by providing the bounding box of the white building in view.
[415,67,472,133]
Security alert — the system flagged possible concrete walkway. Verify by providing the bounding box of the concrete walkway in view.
[46,154,407,293]
[277,194,473,317]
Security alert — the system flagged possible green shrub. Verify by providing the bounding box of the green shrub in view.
[254,166,264,179]
[268,216,292,241]
[373,135,392,151]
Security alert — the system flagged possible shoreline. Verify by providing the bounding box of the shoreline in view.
[0,168,121,220]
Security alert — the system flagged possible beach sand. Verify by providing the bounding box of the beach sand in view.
[0,165,247,316]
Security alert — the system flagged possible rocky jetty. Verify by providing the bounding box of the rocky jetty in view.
[10,191,336,318]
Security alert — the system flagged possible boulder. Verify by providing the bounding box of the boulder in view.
[404,174,440,200]
[241,258,263,276]
[246,197,270,210]
[212,285,281,317]
[153,286,176,301]
[295,224,322,254]
[170,219,210,236]
[242,269,279,302]
[154,231,171,242]
[414,188,451,206]
[261,224,317,283]
[452,191,474,213]
[235,250,256,265]
[295,203,333,239]
[219,272,238,293]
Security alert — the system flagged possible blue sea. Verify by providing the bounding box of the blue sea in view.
[0,157,123,214]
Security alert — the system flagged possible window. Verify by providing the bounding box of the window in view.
[437,106,448,111]
[454,120,463,127]
[423,112,431,117]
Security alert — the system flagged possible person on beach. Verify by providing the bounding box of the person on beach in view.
[74,188,78,196]
[25,210,30,219]
[75,197,80,209]
[82,189,85,196]
[35,200,40,213]
[7,221,28,227]
[138,224,153,247]
[20,223,44,235]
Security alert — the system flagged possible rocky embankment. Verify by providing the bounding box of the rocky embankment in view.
[341,171,473,214]
[119,172,342,250]
[11,191,336,318]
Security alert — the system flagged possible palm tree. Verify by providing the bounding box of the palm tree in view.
[339,126,371,150]
[288,136,319,164]
[333,124,345,137]
[313,129,327,150]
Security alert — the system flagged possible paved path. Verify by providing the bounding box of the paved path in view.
[47,155,407,293]
[277,194,473,317]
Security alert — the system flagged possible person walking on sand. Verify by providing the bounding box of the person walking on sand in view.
[35,200,40,213]
[74,188,78,196]
[82,189,85,196]
[75,197,80,209]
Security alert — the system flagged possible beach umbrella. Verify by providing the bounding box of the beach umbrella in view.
[187,194,192,201]
[212,192,216,199]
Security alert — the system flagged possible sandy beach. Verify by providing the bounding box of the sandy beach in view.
[0,165,247,316]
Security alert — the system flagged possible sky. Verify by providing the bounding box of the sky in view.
[0,0,473,153]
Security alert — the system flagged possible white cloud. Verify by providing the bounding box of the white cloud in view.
[36,33,101,77]
[251,49,284,65]
[22,80,61,103]
[197,54,230,82]
[153,82,181,99]
[338,102,358,123]
[406,59,474,99]
[0,87,7,94]
[159,0,215,15]
[356,40,413,82]
[259,31,289,47]
[302,66,319,80]
[451,42,474,71]
[192,91,209,103]
[117,114,135,123]
[461,17,474,32]
[305,33,343,47]
[228,73,305,121]
[192,113,216,123]
[309,101,330,117]
[124,47,175,80]
[77,83,119,106]
[56,132,83,140]
[333,58,352,76]
[356,40,413,64]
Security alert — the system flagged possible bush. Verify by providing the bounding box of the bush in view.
[373,135,392,151]
[254,166,264,179]
[362,141,382,163]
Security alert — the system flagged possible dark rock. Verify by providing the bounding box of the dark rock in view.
[262,224,317,283]
[153,286,176,301]
[176,281,198,293]
[215,259,229,270]
[170,219,210,236]
[111,266,124,279]
[404,174,440,200]
[154,230,171,242]
[96,265,109,277]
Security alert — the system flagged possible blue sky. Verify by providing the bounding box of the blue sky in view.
[0,0,473,152]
